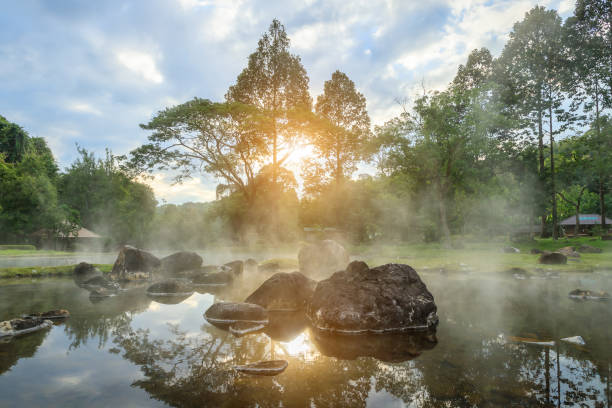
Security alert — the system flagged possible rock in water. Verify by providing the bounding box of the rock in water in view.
[111,245,160,279]
[81,276,120,291]
[245,258,258,273]
[244,272,317,311]
[307,261,438,334]
[73,262,102,283]
[204,302,268,328]
[578,244,602,254]
[160,251,203,275]
[229,321,266,337]
[224,260,244,277]
[192,270,234,285]
[234,360,288,376]
[298,240,349,276]
[538,252,567,265]
[568,289,610,300]
[146,279,194,296]
[561,336,585,346]
[0,318,53,338]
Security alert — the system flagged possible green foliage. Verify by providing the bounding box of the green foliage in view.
[59,147,156,246]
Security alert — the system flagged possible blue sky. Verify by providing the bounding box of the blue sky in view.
[0,0,575,204]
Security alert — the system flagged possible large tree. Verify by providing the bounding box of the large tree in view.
[225,19,311,185]
[497,6,573,239]
[309,70,371,187]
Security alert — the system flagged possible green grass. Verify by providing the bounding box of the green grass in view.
[352,237,612,275]
[0,245,36,250]
[0,249,76,257]
[0,264,112,279]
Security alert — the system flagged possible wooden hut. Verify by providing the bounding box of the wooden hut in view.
[559,214,612,235]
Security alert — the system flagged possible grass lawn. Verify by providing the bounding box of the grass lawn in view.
[0,264,112,278]
[0,249,78,257]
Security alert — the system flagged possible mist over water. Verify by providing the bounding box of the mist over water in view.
[1,266,610,407]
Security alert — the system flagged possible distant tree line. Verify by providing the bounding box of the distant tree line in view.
[0,115,156,247]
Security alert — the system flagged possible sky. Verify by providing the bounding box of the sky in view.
[0,0,575,204]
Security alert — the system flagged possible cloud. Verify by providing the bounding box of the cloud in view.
[0,0,579,203]
[115,50,164,84]
[143,173,217,204]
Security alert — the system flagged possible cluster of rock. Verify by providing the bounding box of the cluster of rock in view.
[532,244,603,265]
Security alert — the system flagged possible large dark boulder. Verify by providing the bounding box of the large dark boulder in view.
[111,245,160,279]
[73,262,102,283]
[160,252,203,275]
[538,251,567,265]
[204,302,268,328]
[307,261,438,334]
[298,240,349,277]
[244,272,317,311]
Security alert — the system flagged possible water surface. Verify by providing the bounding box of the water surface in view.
[0,270,610,407]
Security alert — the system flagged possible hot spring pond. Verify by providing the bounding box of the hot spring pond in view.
[0,271,611,407]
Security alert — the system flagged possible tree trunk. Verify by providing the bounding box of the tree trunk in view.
[538,101,546,237]
[549,103,557,240]
[601,180,607,231]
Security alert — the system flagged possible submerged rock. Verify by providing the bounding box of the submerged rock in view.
[234,360,288,376]
[307,261,438,334]
[0,318,53,338]
[568,289,610,300]
[88,287,117,302]
[204,302,268,328]
[298,240,349,276]
[312,330,438,363]
[111,245,160,279]
[160,251,203,275]
[557,246,580,258]
[244,272,317,311]
[538,252,567,265]
[23,310,70,321]
[146,279,194,296]
[229,321,266,337]
[578,244,602,254]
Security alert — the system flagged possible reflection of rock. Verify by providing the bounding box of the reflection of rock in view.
[245,272,317,311]
[204,302,268,329]
[234,360,288,376]
[311,330,438,363]
[538,252,567,265]
[111,245,160,279]
[299,240,349,276]
[308,261,438,334]
[0,328,48,375]
[146,279,194,296]
[23,309,70,321]
[160,251,203,275]
[81,275,120,291]
[88,287,117,303]
[264,311,308,342]
[0,317,53,338]
[148,294,193,305]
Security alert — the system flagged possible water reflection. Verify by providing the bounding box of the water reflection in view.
[0,273,610,407]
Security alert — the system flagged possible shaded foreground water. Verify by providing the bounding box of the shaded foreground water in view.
[0,270,611,407]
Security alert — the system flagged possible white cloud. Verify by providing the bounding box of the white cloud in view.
[66,101,102,115]
[116,50,164,84]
